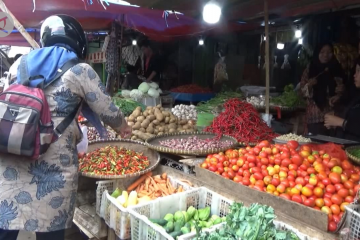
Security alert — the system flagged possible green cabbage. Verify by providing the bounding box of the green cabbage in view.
[148,88,160,98]
[149,82,159,89]
[198,207,211,221]
[138,82,150,93]
[174,211,185,222]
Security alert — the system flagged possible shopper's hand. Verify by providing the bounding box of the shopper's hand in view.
[324,114,344,129]
[119,122,132,139]
[329,95,340,107]
[307,78,317,87]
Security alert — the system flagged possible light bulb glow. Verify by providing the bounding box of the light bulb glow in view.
[203,3,221,24]
[295,29,302,38]
[263,36,266,41]
[132,40,137,45]
[199,39,204,45]
[277,43,285,50]
[298,38,303,45]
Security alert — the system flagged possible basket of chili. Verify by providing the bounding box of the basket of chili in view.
[79,139,160,179]
[145,132,238,157]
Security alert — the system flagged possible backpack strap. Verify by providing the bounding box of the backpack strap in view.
[53,102,82,138]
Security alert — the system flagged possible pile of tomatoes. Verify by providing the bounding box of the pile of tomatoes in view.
[201,140,360,232]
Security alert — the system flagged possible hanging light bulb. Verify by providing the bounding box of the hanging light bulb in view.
[298,38,303,45]
[277,43,285,50]
[203,2,221,24]
[263,35,266,41]
[199,39,204,45]
[295,29,302,38]
[132,40,137,46]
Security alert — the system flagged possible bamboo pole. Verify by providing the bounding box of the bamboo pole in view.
[0,0,40,49]
[264,0,270,115]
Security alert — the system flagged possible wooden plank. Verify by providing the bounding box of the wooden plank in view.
[73,205,108,239]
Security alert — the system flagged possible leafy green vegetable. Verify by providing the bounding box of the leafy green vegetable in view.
[112,97,146,116]
[196,91,243,114]
[349,148,360,158]
[270,84,305,108]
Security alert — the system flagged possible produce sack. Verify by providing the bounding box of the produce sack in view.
[77,125,89,154]
[305,143,347,160]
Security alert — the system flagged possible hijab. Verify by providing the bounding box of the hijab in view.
[308,43,344,110]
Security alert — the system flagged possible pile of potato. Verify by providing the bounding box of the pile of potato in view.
[125,105,196,142]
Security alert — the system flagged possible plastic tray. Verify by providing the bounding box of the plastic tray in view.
[100,176,194,240]
[343,204,360,240]
[128,187,233,240]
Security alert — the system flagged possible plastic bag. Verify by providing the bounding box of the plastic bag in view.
[77,125,88,154]
[305,143,347,160]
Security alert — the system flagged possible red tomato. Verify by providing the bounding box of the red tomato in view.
[295,177,306,186]
[232,165,239,172]
[345,196,354,203]
[329,172,341,184]
[333,215,341,224]
[291,194,303,204]
[247,155,256,163]
[322,178,331,186]
[324,198,333,207]
[337,188,349,198]
[271,178,281,187]
[280,193,291,200]
[325,185,336,194]
[208,166,217,172]
[330,204,341,215]
[242,177,250,186]
[201,163,208,169]
[328,221,337,232]
[260,158,269,165]
[344,180,354,190]
[315,198,325,208]
[287,140,299,149]
[253,185,264,192]
[342,160,353,170]
[331,194,343,205]
[313,187,324,197]
[222,172,229,178]
[304,198,315,207]
[350,174,360,182]
[281,152,290,160]
[258,140,270,148]
[233,176,242,183]
[302,187,313,197]
[334,183,344,192]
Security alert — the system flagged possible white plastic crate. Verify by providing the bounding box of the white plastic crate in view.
[96,180,115,215]
[344,204,360,240]
[101,176,194,240]
[128,187,233,240]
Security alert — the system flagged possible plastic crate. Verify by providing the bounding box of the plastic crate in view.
[128,187,233,240]
[344,204,360,239]
[96,180,115,215]
[101,176,194,240]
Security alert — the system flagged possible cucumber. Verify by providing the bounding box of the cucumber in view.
[169,231,182,238]
[149,218,167,226]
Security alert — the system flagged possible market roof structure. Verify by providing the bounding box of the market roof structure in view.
[1,0,360,46]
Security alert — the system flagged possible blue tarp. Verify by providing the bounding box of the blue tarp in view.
[170,92,215,102]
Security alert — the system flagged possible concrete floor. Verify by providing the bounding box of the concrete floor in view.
[17,230,84,240]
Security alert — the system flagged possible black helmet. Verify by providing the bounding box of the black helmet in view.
[40,15,87,59]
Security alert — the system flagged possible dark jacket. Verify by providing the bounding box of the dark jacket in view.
[336,96,360,141]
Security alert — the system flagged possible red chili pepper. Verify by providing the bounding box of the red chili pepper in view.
[205,99,279,144]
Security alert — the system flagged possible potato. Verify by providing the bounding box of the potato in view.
[158,127,165,132]
[128,115,135,122]
[132,109,141,118]
[141,119,150,128]
[186,129,193,133]
[179,119,187,125]
[139,128,146,133]
[137,116,145,122]
[180,130,186,133]
[156,104,162,108]
[154,129,159,134]
[168,123,177,129]
[143,110,149,117]
[147,115,156,121]
[152,120,160,125]
[132,122,141,130]
[158,132,164,135]
[169,129,176,133]
[169,117,177,123]
[146,126,154,134]
[131,136,137,141]
[128,122,135,127]
[182,125,190,130]
[135,106,142,111]
[149,123,154,129]
[146,106,152,110]
[162,111,171,117]
[164,117,170,124]
[154,108,164,121]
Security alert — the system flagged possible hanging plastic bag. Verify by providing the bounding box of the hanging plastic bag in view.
[77,125,88,154]
[281,54,291,69]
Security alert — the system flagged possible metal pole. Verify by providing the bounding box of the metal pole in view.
[0,0,40,49]
[264,0,270,115]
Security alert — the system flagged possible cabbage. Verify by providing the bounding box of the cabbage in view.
[130,89,143,99]
[198,207,210,221]
[187,206,196,219]
[174,211,185,222]
[138,82,150,93]
[121,90,131,98]
[149,82,159,89]
[148,88,160,98]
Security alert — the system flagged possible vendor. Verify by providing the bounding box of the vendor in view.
[213,50,228,93]
[324,58,360,141]
[300,42,345,135]
[139,39,161,84]
[122,64,141,89]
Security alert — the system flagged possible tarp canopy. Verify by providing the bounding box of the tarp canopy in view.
[1,0,360,46]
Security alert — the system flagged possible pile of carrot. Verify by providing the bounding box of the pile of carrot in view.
[127,172,189,199]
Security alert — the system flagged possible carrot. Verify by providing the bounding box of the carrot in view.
[179,179,193,187]
[154,178,166,184]
[167,182,175,194]
[161,173,167,180]
[138,184,144,192]
[177,186,183,192]
[149,177,159,191]
[127,172,152,191]
[144,178,151,191]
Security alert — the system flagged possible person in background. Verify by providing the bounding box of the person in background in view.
[324,58,360,141]
[213,50,228,93]
[0,15,131,240]
[300,42,345,135]
[121,64,141,89]
[139,39,161,84]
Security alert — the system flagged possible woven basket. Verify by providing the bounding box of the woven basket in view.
[80,139,160,179]
[146,132,238,156]
[346,146,360,165]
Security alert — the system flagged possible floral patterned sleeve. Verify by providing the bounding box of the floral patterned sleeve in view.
[68,63,125,133]
[300,65,312,98]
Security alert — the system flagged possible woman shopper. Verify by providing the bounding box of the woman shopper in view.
[0,15,131,240]
[300,42,345,135]
[324,58,360,141]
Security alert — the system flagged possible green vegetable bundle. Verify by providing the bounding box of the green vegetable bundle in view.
[196,91,243,114]
[270,84,305,108]
[112,97,146,116]
[193,202,300,240]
